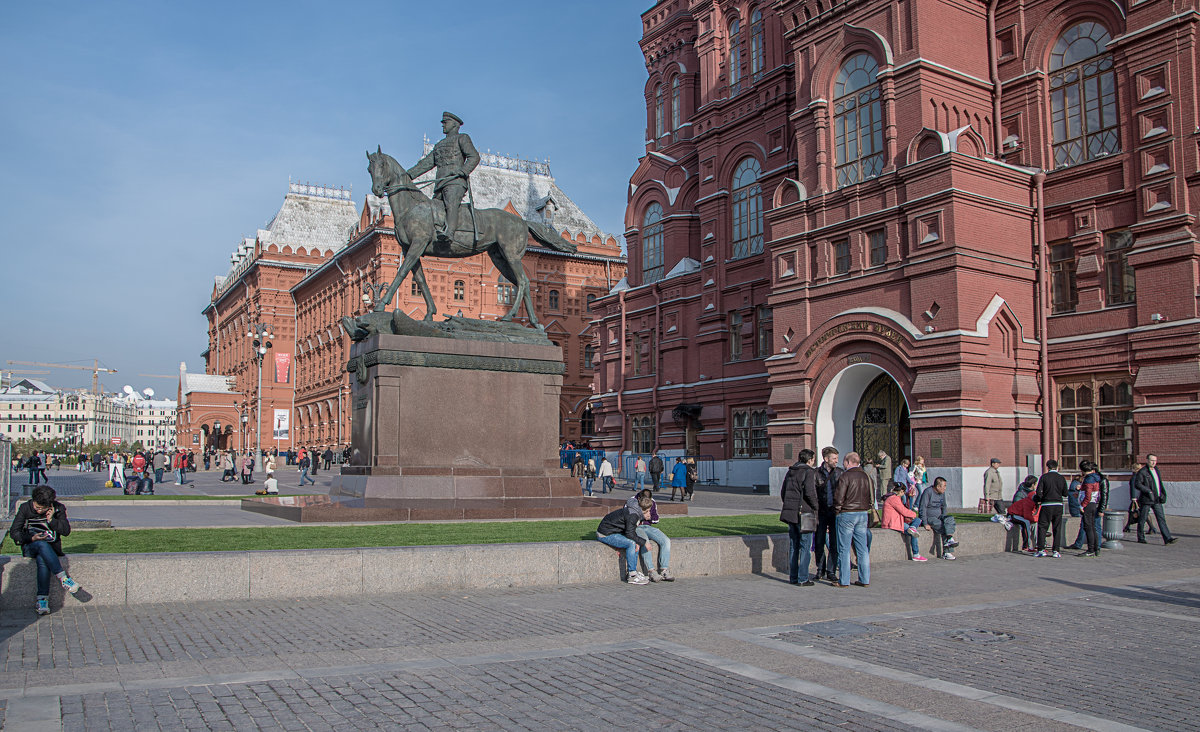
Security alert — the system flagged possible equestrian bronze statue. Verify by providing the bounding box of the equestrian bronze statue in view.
[358,145,576,334]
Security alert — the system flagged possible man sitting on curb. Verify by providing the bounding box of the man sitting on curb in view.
[625,489,675,582]
[596,494,655,584]
[918,476,958,560]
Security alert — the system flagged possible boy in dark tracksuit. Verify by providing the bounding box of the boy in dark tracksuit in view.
[1035,459,1068,557]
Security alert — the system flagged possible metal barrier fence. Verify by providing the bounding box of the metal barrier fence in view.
[559,449,606,472]
[1,439,11,520]
[619,454,719,486]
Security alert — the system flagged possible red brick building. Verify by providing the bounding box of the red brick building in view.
[592,0,1199,513]
[181,183,359,455]
[291,150,625,450]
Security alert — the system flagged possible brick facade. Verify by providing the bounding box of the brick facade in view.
[592,0,1200,511]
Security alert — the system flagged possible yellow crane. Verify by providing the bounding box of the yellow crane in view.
[6,359,117,394]
[1,369,51,388]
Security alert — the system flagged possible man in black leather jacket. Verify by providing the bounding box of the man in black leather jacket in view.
[1132,454,1176,545]
[814,447,843,583]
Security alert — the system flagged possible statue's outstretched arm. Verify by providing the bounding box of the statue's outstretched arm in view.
[407,150,435,179]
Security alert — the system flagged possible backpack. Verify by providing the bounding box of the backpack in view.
[686,463,698,481]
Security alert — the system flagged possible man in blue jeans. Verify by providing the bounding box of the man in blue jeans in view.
[625,489,675,581]
[8,485,83,615]
[596,495,654,584]
[833,451,873,587]
[919,476,959,559]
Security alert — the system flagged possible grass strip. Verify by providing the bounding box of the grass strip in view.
[2,512,996,555]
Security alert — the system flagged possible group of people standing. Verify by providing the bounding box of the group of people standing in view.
[779,448,1178,588]
[573,453,700,501]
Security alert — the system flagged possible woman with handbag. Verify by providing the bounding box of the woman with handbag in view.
[780,448,820,585]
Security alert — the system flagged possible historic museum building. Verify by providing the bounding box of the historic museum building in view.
[183,152,625,455]
[590,0,1199,511]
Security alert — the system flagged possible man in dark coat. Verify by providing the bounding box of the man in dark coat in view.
[1132,453,1177,545]
[1034,459,1068,556]
[814,446,843,583]
[407,111,480,242]
[648,453,665,491]
[780,448,820,585]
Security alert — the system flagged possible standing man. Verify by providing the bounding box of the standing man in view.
[633,455,647,493]
[322,447,333,471]
[833,452,873,587]
[983,457,1004,514]
[1034,459,1068,557]
[814,447,843,583]
[406,112,480,243]
[876,451,892,494]
[1132,454,1177,545]
[648,452,664,492]
[779,448,820,586]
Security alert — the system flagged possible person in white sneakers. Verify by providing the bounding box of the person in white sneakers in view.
[8,485,82,615]
[625,489,675,582]
[918,477,959,559]
[596,495,655,584]
[883,484,927,561]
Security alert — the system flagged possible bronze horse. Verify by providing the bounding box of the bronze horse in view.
[365,147,576,328]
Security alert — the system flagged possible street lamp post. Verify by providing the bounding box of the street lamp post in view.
[245,322,273,464]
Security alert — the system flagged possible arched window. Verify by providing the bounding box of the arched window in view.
[453,280,465,301]
[548,289,560,310]
[642,203,665,284]
[731,158,763,259]
[655,84,665,139]
[580,407,595,436]
[834,53,884,187]
[583,344,595,369]
[750,9,765,79]
[728,18,743,94]
[671,76,682,131]
[586,293,597,312]
[1049,22,1119,168]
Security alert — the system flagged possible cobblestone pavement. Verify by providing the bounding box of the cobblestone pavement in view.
[2,518,1196,730]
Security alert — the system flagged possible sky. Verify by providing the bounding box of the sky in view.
[0,1,649,394]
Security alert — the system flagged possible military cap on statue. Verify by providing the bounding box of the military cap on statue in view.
[442,111,464,126]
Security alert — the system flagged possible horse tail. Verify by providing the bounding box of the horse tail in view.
[527,222,578,253]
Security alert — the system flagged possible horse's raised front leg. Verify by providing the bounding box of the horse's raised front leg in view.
[410,261,437,321]
[375,236,430,313]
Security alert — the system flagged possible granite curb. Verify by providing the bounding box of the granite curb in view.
[0,522,1010,610]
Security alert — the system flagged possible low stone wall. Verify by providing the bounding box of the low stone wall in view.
[0,521,1009,611]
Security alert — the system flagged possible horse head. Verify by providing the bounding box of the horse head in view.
[366,146,411,198]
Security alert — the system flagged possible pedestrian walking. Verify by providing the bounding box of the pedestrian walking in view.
[1131,454,1177,545]
[298,452,316,486]
[648,453,664,491]
[598,456,614,493]
[669,457,687,502]
[634,455,647,492]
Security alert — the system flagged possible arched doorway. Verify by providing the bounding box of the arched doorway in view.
[853,374,910,464]
[815,362,911,461]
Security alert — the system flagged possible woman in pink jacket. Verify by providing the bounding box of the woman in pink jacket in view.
[882,484,927,561]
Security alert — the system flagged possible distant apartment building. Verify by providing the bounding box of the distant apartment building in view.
[0,379,137,449]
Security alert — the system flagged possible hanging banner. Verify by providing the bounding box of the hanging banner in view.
[273,409,290,440]
[275,352,292,383]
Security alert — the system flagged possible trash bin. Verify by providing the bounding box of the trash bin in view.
[1102,510,1126,550]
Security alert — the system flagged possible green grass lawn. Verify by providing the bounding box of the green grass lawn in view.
[1,512,996,555]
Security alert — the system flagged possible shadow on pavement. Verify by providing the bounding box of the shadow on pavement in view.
[1041,576,1200,610]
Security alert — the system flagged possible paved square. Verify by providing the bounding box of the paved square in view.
[1,518,1198,730]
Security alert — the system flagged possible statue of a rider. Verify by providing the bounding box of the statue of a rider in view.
[407,111,481,242]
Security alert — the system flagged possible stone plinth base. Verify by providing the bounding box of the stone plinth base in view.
[241,494,690,523]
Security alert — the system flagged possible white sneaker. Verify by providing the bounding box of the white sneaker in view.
[943,552,956,560]
[945,537,959,547]
[989,515,1002,523]
[1002,520,1013,530]
[647,569,662,582]
[627,571,650,585]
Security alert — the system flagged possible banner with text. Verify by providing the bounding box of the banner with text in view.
[273,409,290,440]
[275,352,292,383]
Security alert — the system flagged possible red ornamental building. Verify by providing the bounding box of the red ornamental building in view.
[591,0,1200,513]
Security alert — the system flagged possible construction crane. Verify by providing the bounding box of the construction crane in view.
[6,359,117,394]
[1,369,51,388]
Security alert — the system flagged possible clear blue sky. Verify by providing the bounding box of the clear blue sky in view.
[0,1,648,393]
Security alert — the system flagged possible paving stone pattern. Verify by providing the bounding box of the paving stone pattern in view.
[2,519,1198,730]
[777,582,1200,731]
[60,651,921,732]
